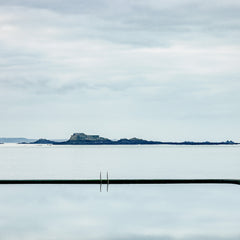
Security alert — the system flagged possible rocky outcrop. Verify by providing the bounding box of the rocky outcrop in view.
[27,133,239,145]
[31,139,55,144]
[69,133,100,141]
[117,138,155,144]
[65,133,112,144]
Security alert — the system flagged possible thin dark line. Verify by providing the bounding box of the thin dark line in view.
[107,172,109,192]
[100,172,102,192]
[0,179,239,185]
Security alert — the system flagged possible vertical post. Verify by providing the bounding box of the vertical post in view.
[107,171,109,192]
[100,171,102,192]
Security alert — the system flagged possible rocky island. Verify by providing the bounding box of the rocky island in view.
[28,133,238,145]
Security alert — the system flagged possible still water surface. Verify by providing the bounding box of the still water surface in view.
[0,144,239,239]
[0,144,239,179]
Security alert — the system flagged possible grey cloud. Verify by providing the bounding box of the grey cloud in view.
[1,0,240,47]
[0,77,90,94]
[0,0,240,139]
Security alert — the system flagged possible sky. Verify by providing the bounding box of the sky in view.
[0,0,240,141]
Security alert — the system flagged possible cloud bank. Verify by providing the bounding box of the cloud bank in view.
[0,0,240,140]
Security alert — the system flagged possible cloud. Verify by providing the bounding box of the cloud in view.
[0,0,239,139]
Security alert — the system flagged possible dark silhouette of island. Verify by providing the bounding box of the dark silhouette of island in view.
[27,133,238,145]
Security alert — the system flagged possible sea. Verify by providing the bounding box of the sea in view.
[0,144,239,240]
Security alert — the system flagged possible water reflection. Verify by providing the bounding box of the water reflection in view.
[0,184,239,239]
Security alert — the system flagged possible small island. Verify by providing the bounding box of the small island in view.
[26,133,238,145]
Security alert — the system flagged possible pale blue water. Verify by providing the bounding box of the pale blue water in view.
[0,144,239,179]
[0,144,239,239]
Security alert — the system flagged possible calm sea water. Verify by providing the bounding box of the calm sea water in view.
[0,144,239,179]
[0,144,239,239]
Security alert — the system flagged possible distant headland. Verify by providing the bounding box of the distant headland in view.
[21,133,238,145]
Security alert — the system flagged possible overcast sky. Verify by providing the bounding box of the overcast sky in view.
[0,0,240,141]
